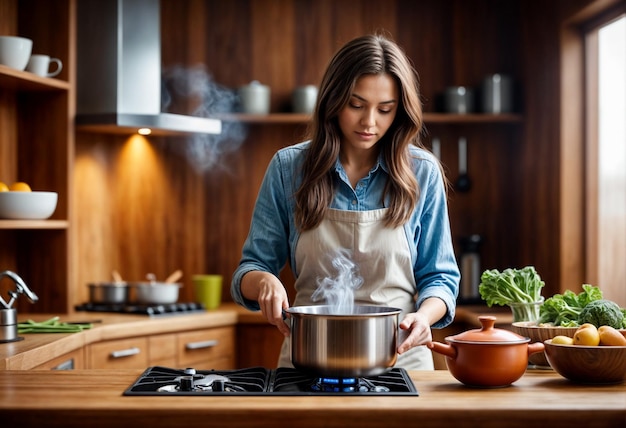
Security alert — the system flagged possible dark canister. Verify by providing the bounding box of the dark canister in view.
[481,74,513,113]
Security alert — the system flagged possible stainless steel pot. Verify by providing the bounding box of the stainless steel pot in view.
[88,282,129,304]
[132,282,181,304]
[286,305,401,377]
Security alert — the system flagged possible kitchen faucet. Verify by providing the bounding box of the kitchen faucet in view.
[0,270,38,309]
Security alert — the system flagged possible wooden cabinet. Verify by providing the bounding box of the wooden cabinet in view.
[177,326,235,370]
[32,348,85,370]
[0,0,74,314]
[86,326,235,369]
[148,333,178,367]
[87,337,150,369]
[236,323,284,369]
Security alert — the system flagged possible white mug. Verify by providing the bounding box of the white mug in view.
[26,54,62,77]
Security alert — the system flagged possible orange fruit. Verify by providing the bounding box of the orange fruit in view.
[9,182,31,192]
[551,335,574,345]
[0,182,8,192]
[578,323,596,330]
[573,324,600,346]
[598,326,626,346]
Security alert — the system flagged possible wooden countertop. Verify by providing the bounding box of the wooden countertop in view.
[1,307,238,369]
[0,369,623,428]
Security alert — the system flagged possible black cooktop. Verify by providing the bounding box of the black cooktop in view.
[75,302,206,317]
[123,366,419,396]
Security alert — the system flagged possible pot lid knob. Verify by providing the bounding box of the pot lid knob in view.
[449,315,529,343]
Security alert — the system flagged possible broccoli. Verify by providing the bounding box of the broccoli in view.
[479,266,545,307]
[538,284,604,327]
[578,299,625,329]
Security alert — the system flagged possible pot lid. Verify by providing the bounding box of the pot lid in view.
[447,316,529,344]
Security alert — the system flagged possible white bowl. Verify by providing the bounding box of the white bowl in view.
[0,191,58,219]
[0,36,33,70]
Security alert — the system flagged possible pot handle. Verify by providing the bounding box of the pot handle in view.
[527,341,545,356]
[426,341,457,359]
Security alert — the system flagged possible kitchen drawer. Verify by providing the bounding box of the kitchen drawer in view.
[87,337,149,369]
[149,333,177,367]
[32,348,85,370]
[177,326,235,369]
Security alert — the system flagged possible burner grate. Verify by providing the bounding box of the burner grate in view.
[123,366,418,396]
[271,368,418,395]
[125,366,269,395]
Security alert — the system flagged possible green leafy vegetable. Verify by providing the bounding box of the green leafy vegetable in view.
[479,266,545,307]
[538,284,604,327]
[578,299,625,329]
[17,316,92,334]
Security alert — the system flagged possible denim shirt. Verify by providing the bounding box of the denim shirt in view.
[231,141,460,328]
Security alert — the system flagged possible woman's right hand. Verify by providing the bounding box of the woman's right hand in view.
[241,271,291,336]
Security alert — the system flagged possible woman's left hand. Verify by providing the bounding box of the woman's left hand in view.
[397,312,433,354]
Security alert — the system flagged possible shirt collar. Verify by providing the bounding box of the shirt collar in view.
[333,152,389,175]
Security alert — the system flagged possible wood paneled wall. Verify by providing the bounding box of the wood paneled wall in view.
[73,0,597,306]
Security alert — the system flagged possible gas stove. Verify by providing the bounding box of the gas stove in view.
[123,366,418,396]
[75,302,206,317]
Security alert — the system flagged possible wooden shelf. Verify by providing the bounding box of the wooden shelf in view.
[424,113,523,123]
[217,112,523,124]
[0,65,70,92]
[0,220,69,230]
[216,113,311,124]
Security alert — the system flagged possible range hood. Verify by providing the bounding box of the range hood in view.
[76,0,221,136]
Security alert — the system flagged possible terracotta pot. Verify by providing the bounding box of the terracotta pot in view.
[427,316,544,388]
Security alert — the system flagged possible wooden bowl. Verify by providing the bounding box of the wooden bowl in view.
[544,339,626,384]
[511,322,578,366]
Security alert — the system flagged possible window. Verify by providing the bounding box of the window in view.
[585,14,626,305]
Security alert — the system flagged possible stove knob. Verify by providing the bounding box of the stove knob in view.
[183,368,196,375]
[179,376,194,391]
[212,379,225,392]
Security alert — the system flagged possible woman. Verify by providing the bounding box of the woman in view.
[231,34,459,370]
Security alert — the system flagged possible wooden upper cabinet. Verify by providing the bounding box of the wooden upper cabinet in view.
[0,0,74,314]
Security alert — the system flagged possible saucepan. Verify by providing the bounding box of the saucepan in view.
[88,270,183,305]
[88,270,129,304]
[130,271,183,304]
[286,305,401,378]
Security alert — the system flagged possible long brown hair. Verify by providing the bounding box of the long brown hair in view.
[295,34,425,230]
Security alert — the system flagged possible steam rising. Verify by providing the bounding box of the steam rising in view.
[311,249,362,314]
[162,64,247,173]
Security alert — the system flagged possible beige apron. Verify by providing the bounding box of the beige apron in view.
[278,208,434,370]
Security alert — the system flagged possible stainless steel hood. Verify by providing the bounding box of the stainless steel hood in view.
[76,0,221,136]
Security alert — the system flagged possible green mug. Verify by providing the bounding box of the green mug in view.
[192,274,223,310]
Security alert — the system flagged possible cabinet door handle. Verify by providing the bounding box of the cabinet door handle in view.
[52,358,75,370]
[110,347,141,359]
[185,339,218,350]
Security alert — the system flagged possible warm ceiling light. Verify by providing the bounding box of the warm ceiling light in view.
[137,128,152,135]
